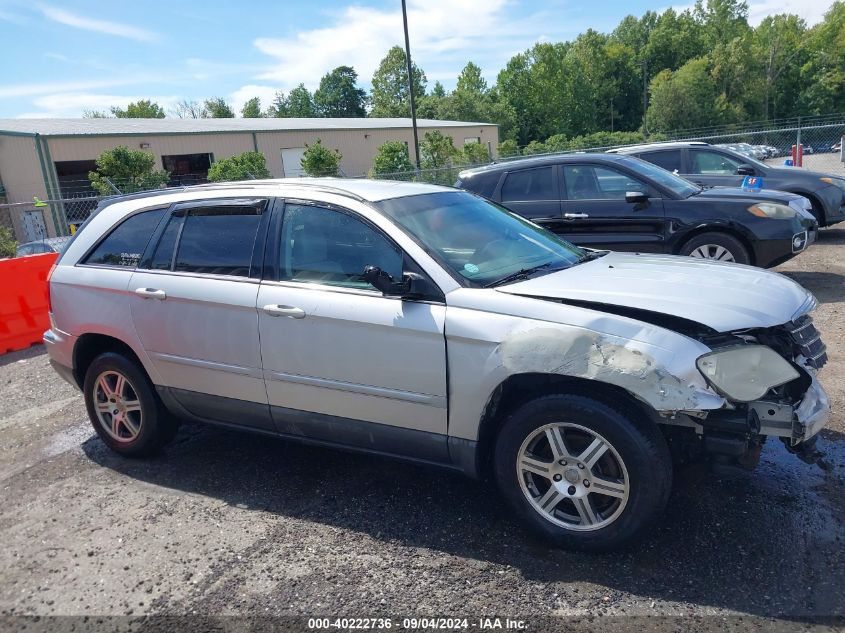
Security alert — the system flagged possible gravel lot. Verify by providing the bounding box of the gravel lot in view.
[1,229,844,630]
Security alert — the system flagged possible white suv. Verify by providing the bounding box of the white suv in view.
[45,179,830,550]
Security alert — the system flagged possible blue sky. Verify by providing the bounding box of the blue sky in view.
[0,0,834,118]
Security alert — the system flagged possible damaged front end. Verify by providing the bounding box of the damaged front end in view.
[672,313,830,468]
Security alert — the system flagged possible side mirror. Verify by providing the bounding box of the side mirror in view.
[625,191,648,204]
[363,266,411,296]
[736,164,755,176]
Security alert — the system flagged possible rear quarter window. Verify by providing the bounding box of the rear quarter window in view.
[82,208,166,268]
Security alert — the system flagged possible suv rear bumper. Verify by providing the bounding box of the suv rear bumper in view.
[43,327,79,390]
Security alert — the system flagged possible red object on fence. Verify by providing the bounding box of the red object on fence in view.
[791,144,804,167]
[0,252,59,355]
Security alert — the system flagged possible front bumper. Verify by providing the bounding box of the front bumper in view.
[750,371,830,445]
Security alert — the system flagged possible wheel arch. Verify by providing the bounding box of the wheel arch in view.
[472,373,662,480]
[73,333,148,389]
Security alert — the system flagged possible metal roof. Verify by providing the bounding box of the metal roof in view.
[0,117,496,137]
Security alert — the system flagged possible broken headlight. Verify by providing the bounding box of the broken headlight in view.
[696,345,799,402]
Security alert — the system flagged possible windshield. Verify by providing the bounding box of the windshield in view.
[375,191,585,287]
[622,156,701,198]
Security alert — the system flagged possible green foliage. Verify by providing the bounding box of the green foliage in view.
[370,46,427,118]
[0,226,16,258]
[370,141,415,177]
[110,100,165,118]
[88,146,170,195]
[420,131,457,169]
[207,152,271,182]
[301,139,341,177]
[171,99,207,118]
[460,141,489,165]
[646,58,722,132]
[204,97,236,118]
[286,84,318,117]
[241,97,263,118]
[315,66,367,117]
[497,139,519,157]
[83,110,109,118]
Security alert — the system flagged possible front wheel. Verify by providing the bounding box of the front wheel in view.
[493,394,672,551]
[679,232,750,265]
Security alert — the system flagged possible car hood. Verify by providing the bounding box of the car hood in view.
[692,186,804,205]
[496,252,814,332]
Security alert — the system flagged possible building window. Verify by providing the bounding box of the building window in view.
[162,153,213,186]
[464,137,481,145]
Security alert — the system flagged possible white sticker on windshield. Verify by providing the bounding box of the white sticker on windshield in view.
[464,263,479,274]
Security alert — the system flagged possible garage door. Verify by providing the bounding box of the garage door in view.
[281,147,307,177]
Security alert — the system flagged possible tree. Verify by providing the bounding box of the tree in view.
[204,97,235,118]
[370,45,427,117]
[460,141,489,165]
[0,226,15,259]
[315,66,367,117]
[241,97,263,118]
[799,2,845,115]
[266,91,289,117]
[301,139,341,176]
[207,151,271,182]
[88,146,169,195]
[370,141,414,177]
[645,57,722,132]
[497,139,519,157]
[83,109,110,118]
[170,99,207,118]
[110,100,166,118]
[456,62,488,94]
[286,84,317,117]
[420,130,457,169]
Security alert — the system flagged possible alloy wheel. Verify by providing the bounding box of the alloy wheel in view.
[517,422,630,531]
[689,244,736,262]
[92,370,142,442]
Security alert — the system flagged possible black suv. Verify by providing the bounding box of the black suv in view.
[608,141,845,226]
[456,154,817,268]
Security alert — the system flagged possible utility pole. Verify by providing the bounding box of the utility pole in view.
[401,0,421,170]
[639,59,649,139]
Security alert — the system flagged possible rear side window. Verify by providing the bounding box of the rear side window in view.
[83,208,166,267]
[638,150,682,173]
[172,204,265,276]
[500,167,556,202]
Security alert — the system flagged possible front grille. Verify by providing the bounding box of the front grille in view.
[785,315,828,369]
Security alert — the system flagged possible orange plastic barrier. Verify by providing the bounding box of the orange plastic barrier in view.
[0,252,59,355]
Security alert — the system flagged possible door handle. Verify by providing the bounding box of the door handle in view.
[564,213,589,219]
[135,288,166,300]
[262,304,306,319]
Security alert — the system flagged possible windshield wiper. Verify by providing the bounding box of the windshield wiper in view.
[574,250,609,264]
[484,262,558,288]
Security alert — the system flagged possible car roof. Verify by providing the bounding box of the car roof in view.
[97,178,454,209]
[458,152,638,177]
[606,141,711,154]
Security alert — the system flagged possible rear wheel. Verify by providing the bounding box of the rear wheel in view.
[83,352,178,456]
[493,394,672,551]
[679,232,750,265]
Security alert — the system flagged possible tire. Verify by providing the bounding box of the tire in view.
[493,394,672,551]
[83,352,178,457]
[679,232,750,265]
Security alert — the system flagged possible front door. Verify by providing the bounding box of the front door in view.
[558,164,666,252]
[496,165,562,231]
[257,201,449,461]
[129,198,272,429]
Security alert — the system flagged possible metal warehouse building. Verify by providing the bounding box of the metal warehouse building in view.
[0,117,498,241]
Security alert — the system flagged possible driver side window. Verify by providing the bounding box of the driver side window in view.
[563,165,648,200]
[690,150,743,175]
[279,204,403,290]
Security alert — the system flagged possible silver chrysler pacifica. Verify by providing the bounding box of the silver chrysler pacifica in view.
[44,179,830,550]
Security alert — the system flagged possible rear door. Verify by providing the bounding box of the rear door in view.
[494,165,563,231]
[129,198,273,430]
[558,163,667,252]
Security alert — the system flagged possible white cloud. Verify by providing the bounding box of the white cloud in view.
[251,0,527,92]
[20,92,180,118]
[230,85,280,115]
[0,76,159,99]
[746,0,833,25]
[38,4,157,42]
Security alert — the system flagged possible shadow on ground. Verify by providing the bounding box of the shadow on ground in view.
[83,421,845,619]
